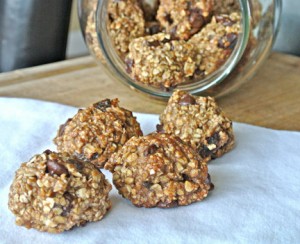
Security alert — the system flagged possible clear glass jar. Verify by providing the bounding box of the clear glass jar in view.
[78,0,282,99]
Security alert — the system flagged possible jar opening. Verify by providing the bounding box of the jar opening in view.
[91,0,278,99]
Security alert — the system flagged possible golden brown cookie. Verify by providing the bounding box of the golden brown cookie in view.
[54,98,143,168]
[105,133,213,208]
[126,33,197,89]
[8,150,112,233]
[158,90,234,159]
[157,0,214,40]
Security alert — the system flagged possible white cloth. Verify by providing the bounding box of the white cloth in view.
[0,97,299,244]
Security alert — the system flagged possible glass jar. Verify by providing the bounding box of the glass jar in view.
[78,0,282,99]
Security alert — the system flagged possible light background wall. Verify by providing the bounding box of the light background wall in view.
[66,1,300,58]
[273,0,300,55]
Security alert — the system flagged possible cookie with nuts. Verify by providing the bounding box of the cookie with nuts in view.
[157,0,214,40]
[158,90,234,159]
[54,98,143,168]
[8,150,112,233]
[126,33,197,89]
[105,133,213,208]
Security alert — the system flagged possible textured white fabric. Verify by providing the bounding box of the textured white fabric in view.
[0,97,299,244]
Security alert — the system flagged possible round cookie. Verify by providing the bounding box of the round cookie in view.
[188,12,241,77]
[157,0,214,40]
[158,90,235,159]
[105,133,213,208]
[8,150,112,233]
[125,33,197,89]
[54,98,143,168]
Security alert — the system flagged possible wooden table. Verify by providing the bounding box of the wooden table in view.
[0,52,299,131]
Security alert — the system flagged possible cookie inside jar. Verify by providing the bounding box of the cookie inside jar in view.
[106,0,246,91]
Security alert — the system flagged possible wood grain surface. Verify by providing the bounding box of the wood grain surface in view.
[0,52,299,131]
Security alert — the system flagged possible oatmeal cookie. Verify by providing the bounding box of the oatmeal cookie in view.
[105,133,213,208]
[8,150,112,233]
[54,98,143,168]
[157,0,214,40]
[188,12,241,77]
[107,0,145,59]
[158,90,234,159]
[126,33,197,89]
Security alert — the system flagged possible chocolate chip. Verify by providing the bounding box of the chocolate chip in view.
[161,38,170,44]
[64,192,74,202]
[43,149,52,155]
[147,40,160,47]
[165,13,173,24]
[160,84,177,92]
[205,173,212,184]
[91,152,99,160]
[189,8,205,35]
[190,68,205,80]
[145,23,161,35]
[215,16,235,26]
[198,145,211,158]
[218,37,227,49]
[194,68,204,76]
[144,144,159,156]
[170,26,178,39]
[72,153,88,162]
[108,13,114,22]
[178,94,196,105]
[93,99,111,112]
[218,33,238,49]
[68,158,84,171]
[61,192,74,216]
[205,174,214,191]
[79,220,87,227]
[47,160,68,176]
[58,118,72,136]
[182,173,189,181]
[207,132,220,145]
[156,124,165,133]
[142,181,152,189]
[157,201,178,208]
[226,33,238,49]
[125,58,134,74]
